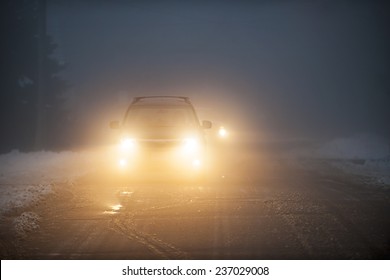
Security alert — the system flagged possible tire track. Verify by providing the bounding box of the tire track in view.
[110,198,190,259]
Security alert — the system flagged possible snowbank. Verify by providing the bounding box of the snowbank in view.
[13,211,41,238]
[0,150,100,215]
[289,134,390,187]
[315,134,389,160]
[0,150,96,185]
[0,149,109,238]
[330,157,390,187]
[289,134,389,160]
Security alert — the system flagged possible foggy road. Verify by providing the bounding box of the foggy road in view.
[2,158,388,260]
[2,0,390,271]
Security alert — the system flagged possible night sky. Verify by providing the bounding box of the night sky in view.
[3,0,390,150]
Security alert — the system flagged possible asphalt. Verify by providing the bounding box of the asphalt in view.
[1,157,389,259]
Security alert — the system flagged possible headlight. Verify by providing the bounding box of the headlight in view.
[119,137,136,152]
[182,138,199,155]
[118,158,127,167]
[192,159,201,168]
[218,126,228,138]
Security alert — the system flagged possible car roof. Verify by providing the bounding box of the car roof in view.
[131,96,192,106]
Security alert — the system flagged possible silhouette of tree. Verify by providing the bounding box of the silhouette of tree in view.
[0,0,69,152]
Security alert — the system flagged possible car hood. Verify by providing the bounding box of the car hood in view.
[122,126,201,140]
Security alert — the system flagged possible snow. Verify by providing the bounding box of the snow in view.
[288,134,390,188]
[0,149,101,236]
[13,211,41,238]
[289,134,389,160]
[0,184,52,215]
[330,158,390,187]
[0,150,94,186]
[314,134,389,160]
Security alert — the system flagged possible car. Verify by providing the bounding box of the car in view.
[110,96,212,183]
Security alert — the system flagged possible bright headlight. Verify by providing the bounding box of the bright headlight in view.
[192,159,201,168]
[182,138,199,154]
[118,158,127,167]
[218,126,228,138]
[120,138,136,152]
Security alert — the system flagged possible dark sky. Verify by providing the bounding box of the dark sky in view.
[48,0,390,142]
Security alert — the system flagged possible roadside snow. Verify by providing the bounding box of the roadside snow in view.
[0,150,95,185]
[0,184,53,216]
[0,150,100,216]
[331,158,390,187]
[289,134,390,187]
[0,149,104,237]
[289,134,389,160]
[13,211,41,238]
[314,134,389,160]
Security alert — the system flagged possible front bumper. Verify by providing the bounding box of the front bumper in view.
[115,140,206,181]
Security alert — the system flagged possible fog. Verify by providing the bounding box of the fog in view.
[2,0,389,151]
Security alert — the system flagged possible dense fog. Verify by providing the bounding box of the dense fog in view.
[1,0,389,152]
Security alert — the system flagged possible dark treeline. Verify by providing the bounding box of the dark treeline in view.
[0,0,69,153]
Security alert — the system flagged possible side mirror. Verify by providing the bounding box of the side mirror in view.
[110,121,120,129]
[202,120,212,129]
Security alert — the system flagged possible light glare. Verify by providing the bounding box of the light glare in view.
[120,138,136,152]
[218,126,228,138]
[182,138,199,154]
[111,204,122,211]
[192,159,201,168]
[118,158,127,167]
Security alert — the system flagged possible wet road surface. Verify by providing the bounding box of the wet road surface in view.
[1,159,389,259]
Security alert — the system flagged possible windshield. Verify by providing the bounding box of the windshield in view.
[124,106,199,129]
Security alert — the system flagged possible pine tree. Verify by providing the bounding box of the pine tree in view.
[0,0,68,152]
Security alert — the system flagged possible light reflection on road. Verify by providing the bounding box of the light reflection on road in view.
[103,204,122,215]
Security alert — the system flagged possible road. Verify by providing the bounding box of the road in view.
[1,157,389,259]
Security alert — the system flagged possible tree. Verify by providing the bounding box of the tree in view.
[0,0,68,152]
